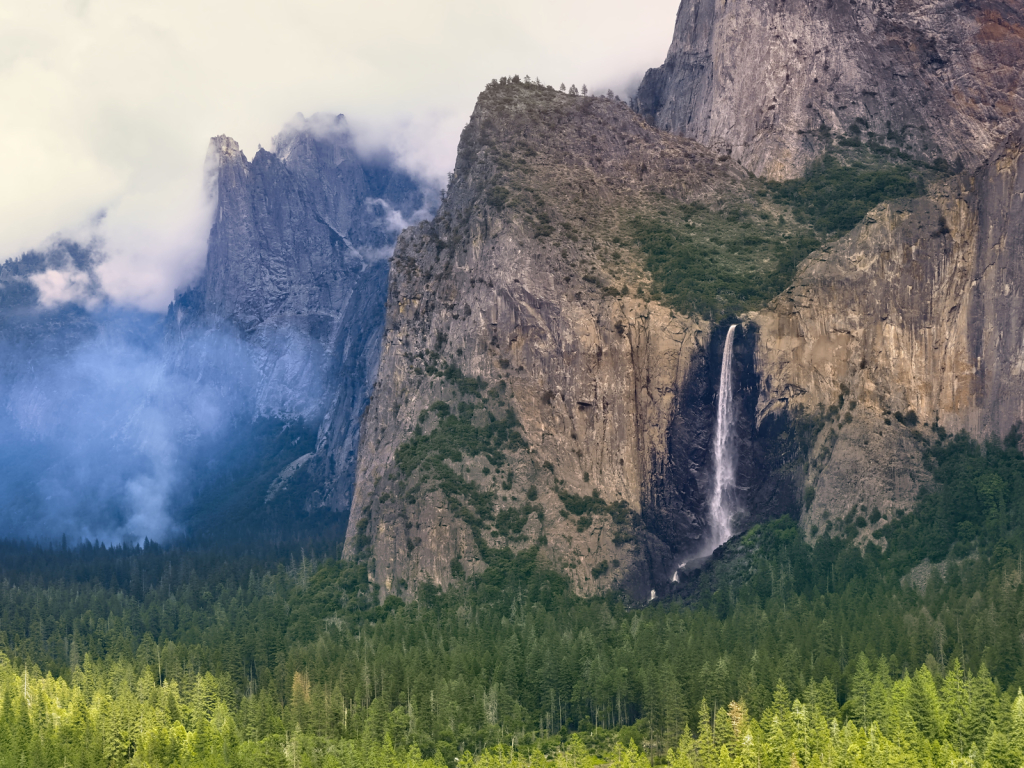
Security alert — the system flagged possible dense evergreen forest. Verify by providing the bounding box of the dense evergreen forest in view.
[0,428,1023,766]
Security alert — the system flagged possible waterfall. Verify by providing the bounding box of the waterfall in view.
[706,323,739,551]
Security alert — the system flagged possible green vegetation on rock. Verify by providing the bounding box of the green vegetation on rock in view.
[557,489,631,533]
[396,403,523,477]
[767,153,928,235]
[393,370,533,558]
[882,427,1024,566]
[630,147,948,319]
[628,204,820,319]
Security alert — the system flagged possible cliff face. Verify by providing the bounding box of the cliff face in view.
[752,125,1024,540]
[636,0,1024,179]
[349,0,1024,591]
[170,116,427,531]
[346,82,805,601]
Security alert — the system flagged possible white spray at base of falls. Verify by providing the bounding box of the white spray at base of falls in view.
[706,324,740,551]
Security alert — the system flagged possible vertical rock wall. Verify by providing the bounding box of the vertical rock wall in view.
[752,126,1024,538]
[637,0,1024,179]
[169,117,427,532]
[346,83,806,600]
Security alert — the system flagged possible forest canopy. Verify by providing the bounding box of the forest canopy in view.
[0,430,1022,766]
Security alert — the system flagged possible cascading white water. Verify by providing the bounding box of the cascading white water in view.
[671,324,742,579]
[706,324,739,551]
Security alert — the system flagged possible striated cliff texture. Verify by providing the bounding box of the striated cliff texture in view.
[636,0,1024,179]
[752,124,1024,542]
[345,81,807,601]
[170,115,428,533]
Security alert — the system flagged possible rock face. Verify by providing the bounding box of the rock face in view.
[346,82,805,601]
[751,124,1024,539]
[170,115,428,532]
[636,0,1024,179]
[652,323,804,561]
[347,80,1024,596]
[349,0,1024,594]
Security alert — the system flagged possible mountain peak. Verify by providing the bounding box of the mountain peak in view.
[345,79,810,601]
[209,134,242,160]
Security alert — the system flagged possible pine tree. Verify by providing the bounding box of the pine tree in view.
[910,664,943,739]
[791,700,813,767]
[614,740,651,768]
[667,727,696,768]
[697,699,717,768]
[941,657,969,751]
[663,666,687,743]
[848,653,873,726]
[965,664,999,747]
[715,706,734,755]
[557,733,589,768]
[1010,689,1024,761]
[986,729,1017,768]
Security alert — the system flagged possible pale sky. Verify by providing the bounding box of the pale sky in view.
[0,0,679,310]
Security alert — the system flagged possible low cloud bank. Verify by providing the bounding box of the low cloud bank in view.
[0,309,253,544]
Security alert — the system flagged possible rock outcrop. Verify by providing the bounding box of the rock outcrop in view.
[636,0,1024,179]
[752,124,1024,539]
[346,82,805,601]
[170,115,428,531]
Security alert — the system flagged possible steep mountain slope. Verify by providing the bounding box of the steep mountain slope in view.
[169,115,428,535]
[636,0,1024,179]
[0,117,427,544]
[345,81,809,601]
[753,124,1024,542]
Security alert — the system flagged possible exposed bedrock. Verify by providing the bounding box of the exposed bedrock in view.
[752,125,1024,541]
[648,322,804,584]
[637,0,1024,179]
[169,116,427,533]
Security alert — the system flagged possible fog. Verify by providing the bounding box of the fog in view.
[0,0,679,310]
[0,307,256,544]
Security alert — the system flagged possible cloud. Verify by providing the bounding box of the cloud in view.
[0,0,679,311]
[30,266,100,309]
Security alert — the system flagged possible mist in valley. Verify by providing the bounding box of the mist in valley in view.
[0,298,321,545]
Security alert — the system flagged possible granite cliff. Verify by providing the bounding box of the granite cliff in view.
[752,123,1024,543]
[345,82,808,601]
[626,0,1024,553]
[347,49,1024,596]
[636,0,1024,179]
[0,116,429,542]
[169,115,429,534]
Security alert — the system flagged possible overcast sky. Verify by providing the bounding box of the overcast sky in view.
[1,0,679,311]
